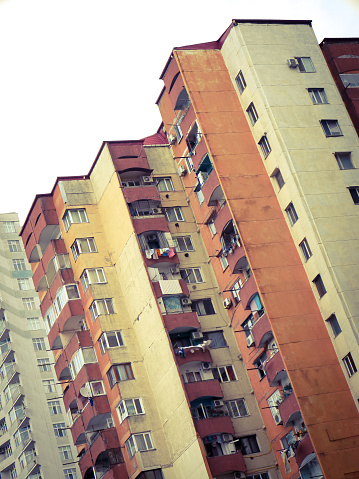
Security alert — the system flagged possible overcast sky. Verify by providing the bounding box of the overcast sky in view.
[0,0,358,223]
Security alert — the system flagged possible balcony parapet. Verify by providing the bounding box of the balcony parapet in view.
[278,391,302,427]
[264,352,287,387]
[207,451,246,477]
[63,363,102,411]
[152,279,189,298]
[79,428,123,476]
[184,379,223,403]
[195,415,234,438]
[295,433,314,468]
[174,346,212,367]
[71,395,111,444]
[251,312,272,348]
[163,311,200,333]
[55,331,93,379]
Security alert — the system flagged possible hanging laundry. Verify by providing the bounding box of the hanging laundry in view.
[156,249,161,257]
[168,247,176,258]
[162,248,170,257]
[145,250,152,259]
[281,450,291,473]
[153,250,158,259]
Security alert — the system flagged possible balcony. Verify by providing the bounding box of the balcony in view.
[55,331,93,379]
[152,279,189,299]
[184,379,223,403]
[63,363,102,411]
[278,392,302,427]
[163,311,200,333]
[251,312,272,348]
[48,300,85,350]
[264,352,287,387]
[207,451,246,476]
[174,347,212,367]
[71,395,112,444]
[214,203,231,237]
[295,433,314,468]
[195,415,234,439]
[32,239,68,291]
[79,428,123,476]
[123,185,160,204]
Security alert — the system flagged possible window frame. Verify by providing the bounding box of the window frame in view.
[99,331,124,355]
[235,70,247,94]
[126,432,154,458]
[212,365,237,383]
[3,222,16,233]
[58,445,73,461]
[313,274,327,298]
[80,267,106,291]
[32,337,46,351]
[107,363,134,388]
[320,119,343,137]
[48,400,62,415]
[8,240,21,253]
[246,102,258,126]
[237,435,260,455]
[165,207,184,222]
[308,88,328,104]
[53,422,67,437]
[285,202,298,226]
[226,398,249,418]
[295,56,315,73]
[117,398,144,423]
[258,136,271,158]
[89,298,115,321]
[12,259,26,271]
[71,237,97,261]
[343,352,357,377]
[191,298,215,316]
[173,235,194,252]
[62,208,88,232]
[348,187,359,204]
[37,358,51,372]
[272,169,285,190]
[17,278,31,291]
[335,152,354,170]
[299,238,312,262]
[327,313,342,338]
[156,177,174,192]
[180,268,204,284]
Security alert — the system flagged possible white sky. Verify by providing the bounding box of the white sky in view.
[0,0,358,223]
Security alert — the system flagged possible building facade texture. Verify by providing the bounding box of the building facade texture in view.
[20,19,359,479]
[0,213,80,479]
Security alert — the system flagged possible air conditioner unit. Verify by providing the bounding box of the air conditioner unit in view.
[146,234,157,241]
[214,399,225,407]
[170,265,180,274]
[221,433,233,442]
[168,134,177,145]
[142,176,154,183]
[234,473,246,479]
[274,412,283,425]
[191,331,203,340]
[246,333,254,347]
[287,58,298,69]
[178,165,187,177]
[152,208,161,214]
[202,362,211,370]
[181,297,192,306]
[223,298,233,309]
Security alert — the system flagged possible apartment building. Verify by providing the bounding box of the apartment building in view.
[320,38,359,136]
[0,213,79,479]
[156,19,359,479]
[20,136,280,479]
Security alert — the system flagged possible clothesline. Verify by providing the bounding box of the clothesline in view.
[145,247,176,259]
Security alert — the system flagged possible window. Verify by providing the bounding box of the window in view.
[32,337,46,351]
[208,219,216,236]
[64,469,78,479]
[174,114,184,142]
[299,238,312,262]
[313,274,327,298]
[90,381,105,396]
[173,236,194,252]
[80,268,106,291]
[12,259,26,271]
[335,152,354,170]
[117,398,144,423]
[202,331,226,348]
[62,209,88,231]
[212,365,237,382]
[71,237,97,261]
[156,178,174,192]
[339,73,359,88]
[226,398,249,418]
[17,278,31,291]
[295,57,315,73]
[53,423,67,437]
[219,254,229,271]
[10,465,17,479]
[320,120,343,137]
[235,70,246,94]
[236,435,260,455]
[3,222,16,233]
[9,403,25,424]
[246,103,258,125]
[308,88,328,104]
[69,348,96,379]
[327,314,342,338]
[343,352,357,377]
[191,299,215,316]
[126,432,154,458]
[272,169,285,190]
[99,331,124,354]
[27,317,41,330]
[258,136,271,158]
[186,155,194,172]
[54,254,71,271]
[267,389,282,420]
[348,187,359,204]
[107,363,134,388]
[58,445,72,461]
[285,202,298,226]
[37,358,51,372]
[231,277,242,304]
[43,379,56,393]
[19,448,36,470]
[48,400,62,415]
[8,240,21,252]
[180,268,203,284]
[246,474,269,479]
[165,207,184,222]
[89,299,115,321]
[254,352,267,380]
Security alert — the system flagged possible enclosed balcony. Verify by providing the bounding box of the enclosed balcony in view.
[33,240,71,292]
[278,391,301,427]
[207,452,246,477]
[55,330,93,379]
[129,200,163,218]
[251,312,272,348]
[264,352,287,387]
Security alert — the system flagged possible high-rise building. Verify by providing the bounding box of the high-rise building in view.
[20,19,359,479]
[0,213,79,479]
[320,38,359,136]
